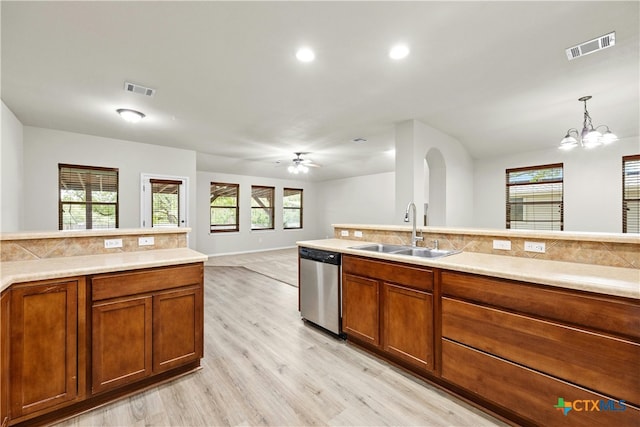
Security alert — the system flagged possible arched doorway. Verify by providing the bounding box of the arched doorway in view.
[425,148,446,226]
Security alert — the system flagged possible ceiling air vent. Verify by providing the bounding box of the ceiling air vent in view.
[124,81,156,97]
[566,32,615,61]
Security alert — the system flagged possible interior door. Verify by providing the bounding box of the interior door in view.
[140,174,188,228]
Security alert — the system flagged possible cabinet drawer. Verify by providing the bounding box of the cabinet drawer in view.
[343,255,432,291]
[442,339,640,427]
[442,297,640,406]
[441,270,640,340]
[92,263,203,301]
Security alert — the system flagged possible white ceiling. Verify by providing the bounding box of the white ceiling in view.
[2,1,639,181]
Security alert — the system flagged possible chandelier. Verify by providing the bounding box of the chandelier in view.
[559,96,617,150]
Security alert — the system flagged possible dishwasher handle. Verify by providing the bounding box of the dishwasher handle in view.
[299,247,341,266]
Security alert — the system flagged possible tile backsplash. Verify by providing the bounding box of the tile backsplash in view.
[334,227,639,269]
[1,233,187,262]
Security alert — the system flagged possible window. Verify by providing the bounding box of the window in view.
[141,174,187,228]
[283,188,303,229]
[150,179,181,227]
[623,155,640,233]
[506,163,563,231]
[210,182,239,232]
[59,164,118,230]
[251,186,274,230]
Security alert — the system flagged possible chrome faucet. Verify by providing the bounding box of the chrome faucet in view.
[404,202,424,247]
[432,239,439,250]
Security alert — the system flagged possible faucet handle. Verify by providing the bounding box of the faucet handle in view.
[432,239,439,250]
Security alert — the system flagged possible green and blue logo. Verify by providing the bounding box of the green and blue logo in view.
[554,397,627,416]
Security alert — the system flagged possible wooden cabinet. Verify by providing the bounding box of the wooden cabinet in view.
[90,264,203,394]
[1,290,10,427]
[0,262,203,426]
[342,274,380,346]
[441,270,640,426]
[342,255,434,372]
[6,278,84,421]
[153,286,203,373]
[383,283,433,371]
[92,295,153,394]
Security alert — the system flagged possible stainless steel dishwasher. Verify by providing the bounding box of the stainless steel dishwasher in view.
[299,247,343,337]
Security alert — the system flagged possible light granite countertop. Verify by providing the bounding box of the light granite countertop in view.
[0,248,208,292]
[1,227,192,241]
[298,239,640,300]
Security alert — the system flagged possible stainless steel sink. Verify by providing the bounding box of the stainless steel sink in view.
[392,248,460,258]
[350,244,460,259]
[350,243,408,253]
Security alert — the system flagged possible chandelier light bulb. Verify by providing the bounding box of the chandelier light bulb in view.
[559,96,615,150]
[559,133,578,150]
[601,130,618,145]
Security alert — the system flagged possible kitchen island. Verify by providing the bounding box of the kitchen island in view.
[298,231,639,427]
[0,228,207,427]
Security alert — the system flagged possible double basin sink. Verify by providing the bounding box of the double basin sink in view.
[350,243,460,259]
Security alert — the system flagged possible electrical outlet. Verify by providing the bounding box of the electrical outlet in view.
[524,241,546,253]
[138,236,154,246]
[354,230,363,238]
[341,230,349,237]
[104,238,123,249]
[493,240,512,250]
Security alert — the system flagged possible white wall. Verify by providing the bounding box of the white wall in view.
[22,127,198,246]
[316,172,395,237]
[473,137,640,232]
[1,102,24,232]
[395,120,474,226]
[196,170,321,256]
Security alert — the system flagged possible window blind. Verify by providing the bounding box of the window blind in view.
[59,164,119,230]
[623,155,640,233]
[283,188,303,229]
[150,179,181,227]
[210,182,239,232]
[251,186,274,230]
[506,163,563,231]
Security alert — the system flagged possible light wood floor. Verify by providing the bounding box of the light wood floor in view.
[205,248,298,286]
[55,250,506,427]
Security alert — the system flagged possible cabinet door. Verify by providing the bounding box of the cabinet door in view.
[1,291,9,426]
[153,286,203,373]
[383,283,434,371]
[9,280,78,417]
[92,295,152,394]
[342,274,380,347]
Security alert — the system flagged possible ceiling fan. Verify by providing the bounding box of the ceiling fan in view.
[287,152,320,174]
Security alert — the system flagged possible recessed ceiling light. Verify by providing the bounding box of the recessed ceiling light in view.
[296,47,315,62]
[116,108,145,123]
[389,44,410,60]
